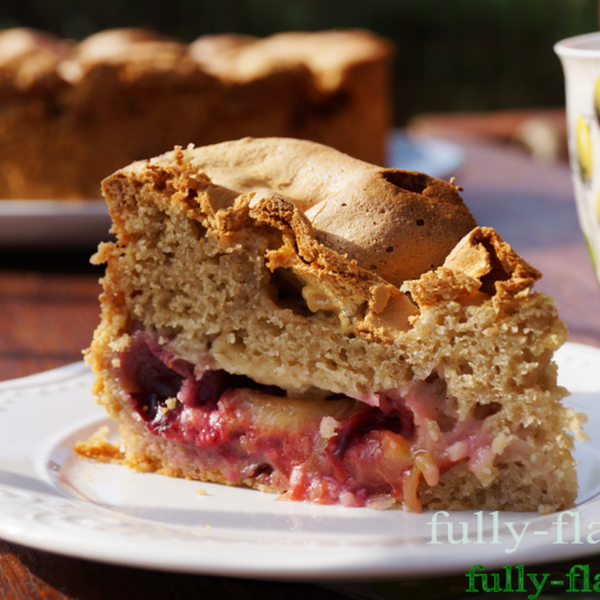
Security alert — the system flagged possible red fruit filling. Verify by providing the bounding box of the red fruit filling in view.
[117,332,494,511]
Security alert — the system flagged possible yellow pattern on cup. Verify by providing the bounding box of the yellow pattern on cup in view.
[595,76,600,119]
[576,114,593,182]
[584,231,598,273]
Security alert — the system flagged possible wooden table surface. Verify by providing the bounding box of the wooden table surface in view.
[1,116,600,599]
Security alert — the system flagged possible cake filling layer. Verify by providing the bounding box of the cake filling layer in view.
[118,332,497,511]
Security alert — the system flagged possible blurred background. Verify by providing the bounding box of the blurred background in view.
[0,0,598,127]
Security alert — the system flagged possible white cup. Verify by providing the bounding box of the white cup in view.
[555,32,600,281]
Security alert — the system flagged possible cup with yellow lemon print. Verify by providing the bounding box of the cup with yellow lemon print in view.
[556,32,600,280]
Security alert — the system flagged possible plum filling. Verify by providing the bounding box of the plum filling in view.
[327,406,415,461]
[124,341,184,429]
[117,332,494,511]
[121,335,285,432]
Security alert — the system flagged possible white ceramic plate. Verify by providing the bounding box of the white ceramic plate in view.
[0,199,111,248]
[387,131,465,180]
[0,133,464,249]
[1,345,595,582]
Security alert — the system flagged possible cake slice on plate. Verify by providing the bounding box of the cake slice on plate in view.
[82,137,584,513]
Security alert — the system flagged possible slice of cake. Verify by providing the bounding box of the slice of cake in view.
[0,27,391,199]
[83,137,584,514]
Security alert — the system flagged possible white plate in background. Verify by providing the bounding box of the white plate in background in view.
[387,131,465,180]
[0,199,110,248]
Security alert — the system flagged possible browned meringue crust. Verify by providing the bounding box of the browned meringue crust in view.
[86,137,583,513]
[0,27,391,199]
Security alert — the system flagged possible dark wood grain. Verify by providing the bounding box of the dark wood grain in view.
[1,116,599,599]
[0,269,101,381]
[0,540,346,600]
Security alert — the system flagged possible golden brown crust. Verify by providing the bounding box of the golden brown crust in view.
[189,29,393,89]
[305,170,478,286]
[75,28,168,63]
[403,226,542,308]
[0,28,72,92]
[160,139,478,288]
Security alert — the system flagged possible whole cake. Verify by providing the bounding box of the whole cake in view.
[0,27,391,200]
[82,137,584,514]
